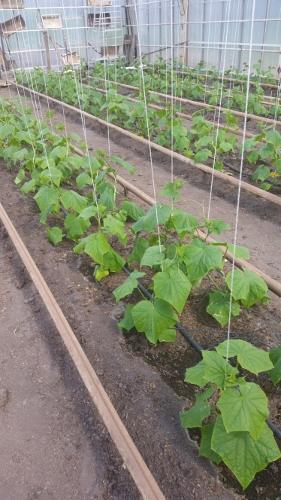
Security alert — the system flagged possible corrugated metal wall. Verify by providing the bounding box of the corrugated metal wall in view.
[138,0,281,73]
[0,0,280,72]
[0,0,124,69]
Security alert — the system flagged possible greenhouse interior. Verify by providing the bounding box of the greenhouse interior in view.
[0,0,281,498]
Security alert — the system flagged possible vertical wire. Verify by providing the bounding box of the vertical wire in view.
[132,0,162,257]
[170,0,174,198]
[226,0,256,362]
[207,0,232,220]
[59,0,101,222]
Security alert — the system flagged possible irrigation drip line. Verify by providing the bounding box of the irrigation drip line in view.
[122,269,281,440]
[123,266,203,353]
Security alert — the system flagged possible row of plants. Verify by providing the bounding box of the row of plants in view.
[15,68,281,191]
[89,58,280,119]
[1,97,280,490]
[177,60,279,86]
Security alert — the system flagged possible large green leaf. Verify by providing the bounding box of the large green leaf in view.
[113,271,145,302]
[140,245,165,268]
[218,382,269,439]
[132,203,171,233]
[103,214,127,244]
[180,388,213,428]
[201,351,239,389]
[226,269,268,308]
[199,424,221,464]
[60,189,88,213]
[153,267,191,313]
[182,239,223,284]
[170,208,199,238]
[131,299,177,344]
[39,166,62,187]
[184,360,207,388]
[211,416,281,489]
[121,200,145,221]
[216,339,273,375]
[64,214,90,240]
[34,186,60,223]
[269,346,281,385]
[207,291,240,327]
[75,231,110,262]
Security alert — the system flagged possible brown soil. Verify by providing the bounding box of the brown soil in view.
[1,86,281,498]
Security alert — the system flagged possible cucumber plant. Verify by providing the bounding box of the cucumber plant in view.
[180,340,281,489]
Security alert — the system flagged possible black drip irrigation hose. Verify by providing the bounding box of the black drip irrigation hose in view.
[123,268,281,440]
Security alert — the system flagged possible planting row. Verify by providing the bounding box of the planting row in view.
[15,69,281,192]
[0,97,280,490]
[90,59,281,118]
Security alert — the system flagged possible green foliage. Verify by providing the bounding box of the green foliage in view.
[182,239,223,284]
[226,269,268,308]
[131,299,177,344]
[181,340,280,489]
[47,226,63,246]
[207,291,240,326]
[269,346,281,385]
[153,267,191,313]
[113,271,145,302]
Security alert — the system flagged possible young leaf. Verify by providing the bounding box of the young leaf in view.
[180,388,213,429]
[140,245,165,268]
[128,237,149,264]
[60,189,88,213]
[113,271,145,302]
[204,219,230,235]
[170,209,199,238]
[121,200,145,221]
[211,417,281,489]
[216,339,273,375]
[34,186,60,223]
[76,172,92,189]
[217,382,269,439]
[199,424,221,465]
[161,179,183,202]
[64,214,90,240]
[207,291,240,327]
[202,351,238,389]
[21,178,36,194]
[14,168,25,185]
[132,203,171,233]
[131,299,177,344]
[184,361,207,388]
[94,266,109,281]
[77,231,110,262]
[47,226,63,246]
[103,214,127,245]
[269,346,281,385]
[252,165,271,183]
[118,304,135,331]
[153,267,191,313]
[226,269,268,308]
[183,239,223,284]
[39,166,62,187]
